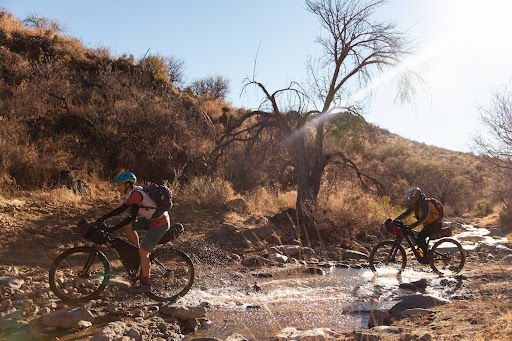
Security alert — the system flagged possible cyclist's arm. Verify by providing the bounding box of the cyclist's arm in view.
[111,204,140,231]
[412,199,430,227]
[101,204,129,220]
[396,207,413,221]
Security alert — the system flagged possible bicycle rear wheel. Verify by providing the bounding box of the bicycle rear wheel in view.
[146,248,195,302]
[369,240,407,275]
[429,238,465,276]
[49,246,110,303]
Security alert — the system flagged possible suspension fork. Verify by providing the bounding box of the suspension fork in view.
[79,246,100,277]
[404,234,423,260]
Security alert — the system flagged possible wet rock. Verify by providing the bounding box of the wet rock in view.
[399,278,428,291]
[192,338,223,341]
[400,308,432,316]
[341,250,368,261]
[368,310,391,328]
[389,294,450,314]
[42,305,94,329]
[489,228,504,237]
[303,267,326,275]
[160,304,207,319]
[272,326,340,340]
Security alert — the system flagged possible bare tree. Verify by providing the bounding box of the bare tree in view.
[474,80,512,205]
[191,75,230,100]
[216,0,418,216]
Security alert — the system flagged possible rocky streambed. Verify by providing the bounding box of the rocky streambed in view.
[1,221,512,340]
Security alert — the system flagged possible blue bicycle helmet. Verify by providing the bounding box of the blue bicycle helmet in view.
[113,172,137,184]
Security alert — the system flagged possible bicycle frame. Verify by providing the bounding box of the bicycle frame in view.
[393,226,425,260]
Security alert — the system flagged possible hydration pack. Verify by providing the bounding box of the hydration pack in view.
[428,197,444,222]
[142,183,173,220]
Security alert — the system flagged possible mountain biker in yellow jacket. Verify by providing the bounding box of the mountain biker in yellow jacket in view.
[395,187,442,264]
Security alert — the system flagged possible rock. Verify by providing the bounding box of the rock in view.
[389,294,450,314]
[275,245,302,257]
[225,333,250,341]
[399,308,432,316]
[368,310,391,328]
[160,304,207,319]
[489,228,504,237]
[272,326,341,340]
[268,253,288,263]
[303,267,326,275]
[224,198,249,213]
[502,255,512,263]
[0,277,24,290]
[418,332,433,340]
[42,306,95,329]
[369,325,404,335]
[191,338,223,341]
[399,279,428,291]
[107,277,131,290]
[341,250,368,261]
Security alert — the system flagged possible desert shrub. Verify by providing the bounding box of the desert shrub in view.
[315,185,393,245]
[499,206,512,227]
[244,187,296,215]
[473,199,493,217]
[184,176,235,208]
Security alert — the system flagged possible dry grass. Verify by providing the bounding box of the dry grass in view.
[34,187,82,205]
[183,176,236,209]
[244,187,296,216]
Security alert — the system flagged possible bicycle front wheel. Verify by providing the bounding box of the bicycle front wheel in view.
[369,240,407,275]
[429,238,465,276]
[146,248,195,302]
[49,246,110,303]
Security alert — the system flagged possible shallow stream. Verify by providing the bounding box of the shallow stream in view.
[179,223,505,339]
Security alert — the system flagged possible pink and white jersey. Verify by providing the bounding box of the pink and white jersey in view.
[124,186,169,228]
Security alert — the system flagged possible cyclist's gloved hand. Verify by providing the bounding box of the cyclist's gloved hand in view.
[95,217,105,225]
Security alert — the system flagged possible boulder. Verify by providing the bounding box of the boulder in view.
[42,306,94,329]
[160,304,207,320]
[389,294,450,314]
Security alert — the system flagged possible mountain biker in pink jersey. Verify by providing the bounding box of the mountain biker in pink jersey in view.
[394,187,442,264]
[98,172,170,293]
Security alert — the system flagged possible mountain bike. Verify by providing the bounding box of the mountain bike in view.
[49,221,194,304]
[369,219,465,276]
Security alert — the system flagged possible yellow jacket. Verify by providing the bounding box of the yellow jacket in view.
[397,195,441,226]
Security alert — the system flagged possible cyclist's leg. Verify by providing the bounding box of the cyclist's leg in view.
[417,228,429,256]
[141,223,169,278]
[125,222,140,247]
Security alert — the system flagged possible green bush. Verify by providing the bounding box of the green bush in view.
[499,206,512,226]
[473,200,493,217]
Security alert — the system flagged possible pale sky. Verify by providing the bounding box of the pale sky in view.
[3,0,512,153]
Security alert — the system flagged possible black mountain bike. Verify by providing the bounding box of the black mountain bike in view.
[49,221,194,303]
[369,219,465,276]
